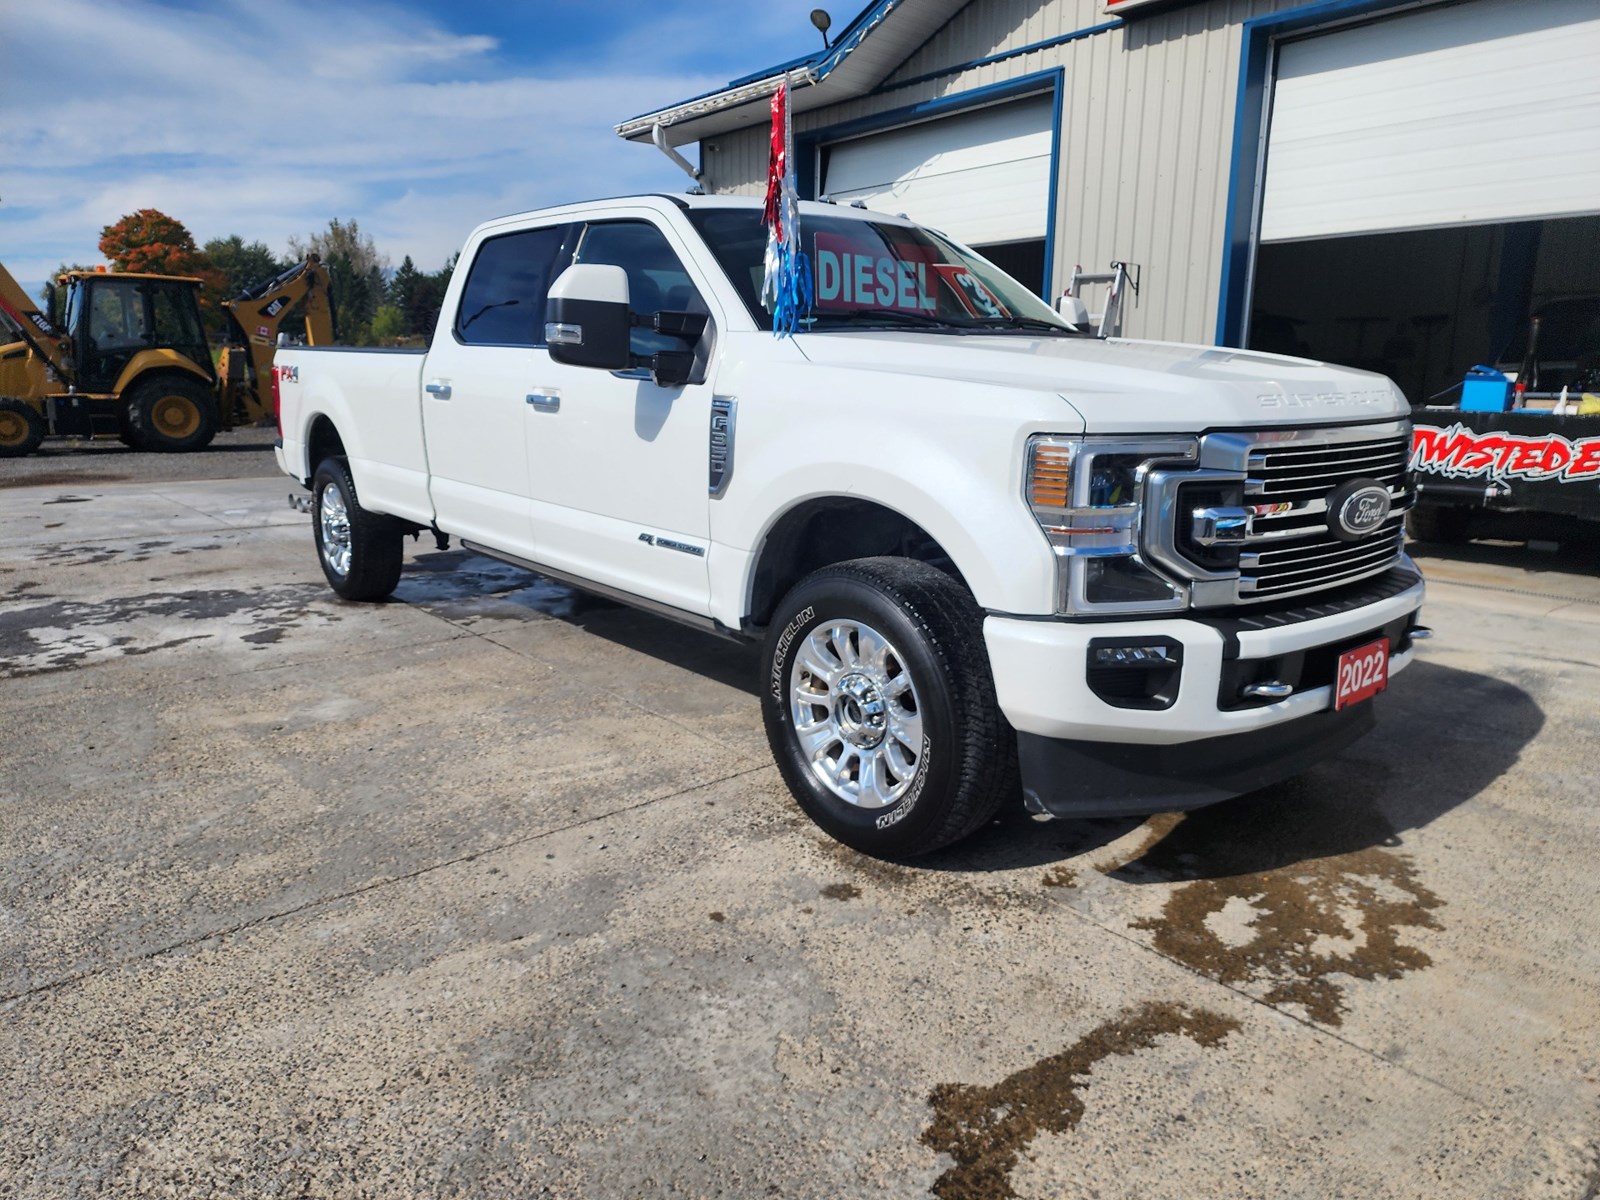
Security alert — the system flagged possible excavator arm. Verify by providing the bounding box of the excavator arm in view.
[218,255,335,423]
[0,258,70,379]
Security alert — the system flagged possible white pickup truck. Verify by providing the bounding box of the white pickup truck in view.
[274,194,1426,857]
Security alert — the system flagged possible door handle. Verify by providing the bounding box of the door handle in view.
[525,391,560,412]
[425,381,452,399]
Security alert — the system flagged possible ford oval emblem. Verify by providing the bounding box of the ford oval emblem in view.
[1326,478,1393,542]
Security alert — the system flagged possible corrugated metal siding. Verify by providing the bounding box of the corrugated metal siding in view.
[696,0,1311,343]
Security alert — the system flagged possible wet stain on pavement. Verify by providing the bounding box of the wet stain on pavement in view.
[1041,865,1077,889]
[922,1002,1241,1200]
[1131,846,1442,1026]
[1111,785,1444,1026]
[820,882,861,901]
[0,584,332,676]
[395,551,582,621]
[30,542,223,568]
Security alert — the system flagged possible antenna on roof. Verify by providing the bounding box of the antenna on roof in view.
[810,9,832,49]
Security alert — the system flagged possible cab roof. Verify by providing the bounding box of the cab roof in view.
[60,270,203,285]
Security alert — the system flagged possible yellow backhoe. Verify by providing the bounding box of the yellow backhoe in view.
[0,255,334,457]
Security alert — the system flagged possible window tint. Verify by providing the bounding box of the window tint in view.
[147,284,210,375]
[456,225,572,346]
[574,221,705,357]
[150,284,206,357]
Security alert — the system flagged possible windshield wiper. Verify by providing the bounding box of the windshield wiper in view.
[978,315,1081,335]
[806,309,975,330]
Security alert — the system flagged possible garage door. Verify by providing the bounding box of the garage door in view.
[821,96,1053,246]
[1260,0,1600,242]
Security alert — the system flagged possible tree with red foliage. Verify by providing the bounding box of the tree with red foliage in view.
[99,208,228,333]
[99,209,207,276]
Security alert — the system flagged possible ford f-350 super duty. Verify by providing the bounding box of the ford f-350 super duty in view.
[274,194,1427,858]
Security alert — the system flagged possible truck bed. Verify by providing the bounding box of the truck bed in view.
[276,346,433,526]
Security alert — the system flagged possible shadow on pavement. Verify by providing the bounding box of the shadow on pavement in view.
[400,554,1542,880]
[1409,511,1600,577]
[1100,659,1543,883]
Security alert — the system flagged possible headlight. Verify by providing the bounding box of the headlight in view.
[1026,435,1197,614]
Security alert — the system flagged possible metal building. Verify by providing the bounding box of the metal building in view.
[618,0,1600,403]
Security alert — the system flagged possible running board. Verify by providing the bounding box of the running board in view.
[458,539,745,643]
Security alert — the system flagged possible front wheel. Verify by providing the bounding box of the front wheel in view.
[0,399,45,458]
[311,457,404,601]
[761,557,1016,858]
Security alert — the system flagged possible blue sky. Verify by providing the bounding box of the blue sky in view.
[0,0,847,296]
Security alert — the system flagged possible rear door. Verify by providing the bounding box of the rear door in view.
[422,223,574,556]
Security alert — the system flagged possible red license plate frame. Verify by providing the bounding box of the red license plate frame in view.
[1334,637,1390,711]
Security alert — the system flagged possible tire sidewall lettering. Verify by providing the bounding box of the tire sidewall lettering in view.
[769,605,815,702]
[874,735,931,830]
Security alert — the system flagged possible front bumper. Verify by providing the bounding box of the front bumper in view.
[983,565,1425,817]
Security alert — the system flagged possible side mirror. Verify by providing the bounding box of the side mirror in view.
[545,264,631,371]
[1056,294,1091,332]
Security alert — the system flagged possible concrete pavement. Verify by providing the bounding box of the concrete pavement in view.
[1,473,1597,1198]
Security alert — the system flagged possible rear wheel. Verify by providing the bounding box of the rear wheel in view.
[0,399,45,458]
[761,557,1016,858]
[312,456,404,601]
[126,375,217,452]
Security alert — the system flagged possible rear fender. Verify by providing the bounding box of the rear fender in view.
[114,350,215,396]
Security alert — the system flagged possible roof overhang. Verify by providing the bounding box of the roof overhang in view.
[616,0,971,146]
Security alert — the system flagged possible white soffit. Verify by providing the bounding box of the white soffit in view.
[616,0,971,146]
[1261,0,1600,243]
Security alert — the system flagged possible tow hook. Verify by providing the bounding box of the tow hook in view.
[288,492,312,514]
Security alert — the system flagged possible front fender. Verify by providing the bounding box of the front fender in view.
[709,359,1078,618]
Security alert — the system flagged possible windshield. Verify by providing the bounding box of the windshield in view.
[687,208,1079,336]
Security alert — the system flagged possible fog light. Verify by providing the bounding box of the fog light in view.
[1086,637,1183,711]
[1093,645,1173,667]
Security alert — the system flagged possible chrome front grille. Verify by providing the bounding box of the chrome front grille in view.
[1143,421,1413,607]
[1238,514,1406,598]
[1247,433,1410,501]
[1238,430,1410,599]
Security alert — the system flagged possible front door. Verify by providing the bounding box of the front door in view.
[523,217,718,617]
[77,279,152,392]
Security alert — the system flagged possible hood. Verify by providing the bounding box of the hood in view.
[793,331,1408,433]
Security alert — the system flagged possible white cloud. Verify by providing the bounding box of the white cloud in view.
[0,0,804,288]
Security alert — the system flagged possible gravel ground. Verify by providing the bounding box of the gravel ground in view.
[0,425,281,489]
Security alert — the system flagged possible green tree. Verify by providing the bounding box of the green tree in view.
[288,218,389,345]
[204,235,286,299]
[400,252,456,341]
[38,262,98,327]
[387,255,423,317]
[370,304,405,342]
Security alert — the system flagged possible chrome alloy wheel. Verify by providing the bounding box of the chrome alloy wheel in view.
[789,618,924,809]
[318,481,353,576]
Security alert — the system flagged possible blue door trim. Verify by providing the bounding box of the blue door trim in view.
[797,69,1066,299]
[1216,0,1442,347]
